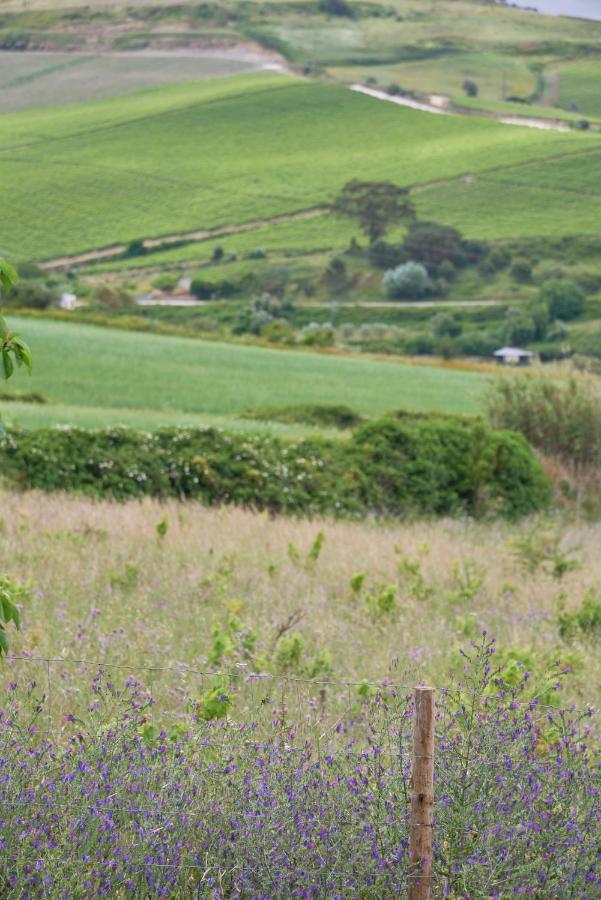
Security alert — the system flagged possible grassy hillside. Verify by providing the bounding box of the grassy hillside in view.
[1,317,487,428]
[558,59,601,119]
[1,73,598,262]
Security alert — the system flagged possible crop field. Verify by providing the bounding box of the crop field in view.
[2,317,487,427]
[0,50,266,112]
[484,148,601,194]
[415,176,601,239]
[0,73,598,262]
[558,59,601,119]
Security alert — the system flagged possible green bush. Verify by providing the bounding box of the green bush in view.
[0,417,549,519]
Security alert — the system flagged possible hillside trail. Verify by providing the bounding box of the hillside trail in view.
[351,84,572,132]
[41,207,328,270]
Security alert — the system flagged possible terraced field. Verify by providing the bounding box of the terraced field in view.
[1,73,599,263]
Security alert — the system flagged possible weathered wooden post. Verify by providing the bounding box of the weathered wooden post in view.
[408,686,435,900]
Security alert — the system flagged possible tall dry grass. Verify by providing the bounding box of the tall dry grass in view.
[0,490,599,718]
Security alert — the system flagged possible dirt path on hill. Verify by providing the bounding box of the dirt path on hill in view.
[41,207,329,270]
[352,83,572,132]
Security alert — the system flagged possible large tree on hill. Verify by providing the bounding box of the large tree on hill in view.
[332,180,415,245]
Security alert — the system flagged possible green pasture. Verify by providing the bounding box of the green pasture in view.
[2,317,487,428]
[0,50,264,113]
[0,73,598,263]
[558,60,601,119]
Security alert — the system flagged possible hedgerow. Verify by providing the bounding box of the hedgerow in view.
[0,415,550,518]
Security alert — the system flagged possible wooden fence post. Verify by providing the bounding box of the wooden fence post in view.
[408,686,435,900]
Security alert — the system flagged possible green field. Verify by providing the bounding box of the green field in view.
[1,73,599,263]
[1,317,487,428]
[0,50,265,112]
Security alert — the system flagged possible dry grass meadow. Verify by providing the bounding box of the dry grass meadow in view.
[1,489,599,720]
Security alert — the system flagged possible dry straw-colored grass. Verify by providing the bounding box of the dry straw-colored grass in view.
[0,490,599,715]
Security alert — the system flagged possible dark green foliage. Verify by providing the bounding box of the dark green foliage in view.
[463,79,478,98]
[242,403,363,430]
[323,256,348,292]
[350,417,549,518]
[510,258,533,284]
[402,221,466,269]
[123,239,146,258]
[4,281,58,310]
[540,279,585,321]
[0,417,549,519]
[318,0,353,15]
[367,240,405,269]
[190,277,238,300]
[458,331,497,357]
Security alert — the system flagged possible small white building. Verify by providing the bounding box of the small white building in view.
[60,292,77,310]
[493,347,534,366]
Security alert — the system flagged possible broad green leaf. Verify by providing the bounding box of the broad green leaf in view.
[0,259,18,294]
[0,628,8,657]
[1,349,13,380]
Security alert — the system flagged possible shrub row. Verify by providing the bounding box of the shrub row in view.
[0,416,550,518]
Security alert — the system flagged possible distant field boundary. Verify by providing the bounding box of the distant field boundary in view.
[41,206,329,270]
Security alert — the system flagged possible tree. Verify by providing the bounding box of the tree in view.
[383,262,431,299]
[463,79,478,98]
[332,180,415,245]
[540,279,585,322]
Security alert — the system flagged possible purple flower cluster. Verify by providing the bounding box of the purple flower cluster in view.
[0,639,598,898]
